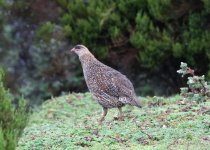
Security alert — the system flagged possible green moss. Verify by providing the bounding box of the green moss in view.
[17,93,210,149]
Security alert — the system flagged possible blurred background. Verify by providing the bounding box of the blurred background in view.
[0,0,209,105]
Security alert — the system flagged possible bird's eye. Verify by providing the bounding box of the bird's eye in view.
[75,45,82,49]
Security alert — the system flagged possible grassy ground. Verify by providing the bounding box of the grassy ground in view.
[17,93,210,150]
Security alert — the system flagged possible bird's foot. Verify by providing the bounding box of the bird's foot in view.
[118,115,124,121]
[97,117,104,125]
[113,116,124,121]
[98,120,103,125]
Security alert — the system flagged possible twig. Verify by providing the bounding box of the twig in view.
[132,118,153,140]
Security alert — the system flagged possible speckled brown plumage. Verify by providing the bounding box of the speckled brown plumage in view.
[71,45,142,124]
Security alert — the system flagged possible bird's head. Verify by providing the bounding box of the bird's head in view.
[71,45,91,57]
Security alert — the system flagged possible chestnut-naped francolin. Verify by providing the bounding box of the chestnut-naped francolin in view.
[71,45,142,124]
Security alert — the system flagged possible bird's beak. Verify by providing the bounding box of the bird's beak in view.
[71,47,76,53]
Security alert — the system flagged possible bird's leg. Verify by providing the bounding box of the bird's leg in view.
[98,107,108,125]
[117,107,124,121]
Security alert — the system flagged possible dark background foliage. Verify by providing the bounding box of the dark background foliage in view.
[0,0,209,105]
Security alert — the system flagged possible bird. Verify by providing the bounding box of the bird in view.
[71,44,142,124]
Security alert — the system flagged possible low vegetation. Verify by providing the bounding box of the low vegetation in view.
[17,93,210,149]
[177,62,210,103]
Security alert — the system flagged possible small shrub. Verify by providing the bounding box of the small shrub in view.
[0,68,29,150]
[177,62,210,102]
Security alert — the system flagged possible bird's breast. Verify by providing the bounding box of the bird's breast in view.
[82,64,109,93]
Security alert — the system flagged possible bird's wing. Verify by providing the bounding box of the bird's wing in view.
[103,66,135,99]
[105,70,141,107]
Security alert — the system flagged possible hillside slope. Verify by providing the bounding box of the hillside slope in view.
[17,93,210,150]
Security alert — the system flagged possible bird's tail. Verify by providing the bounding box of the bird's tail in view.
[131,97,142,108]
[135,98,142,108]
[119,96,142,108]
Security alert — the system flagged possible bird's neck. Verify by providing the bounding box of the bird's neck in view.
[79,53,96,67]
